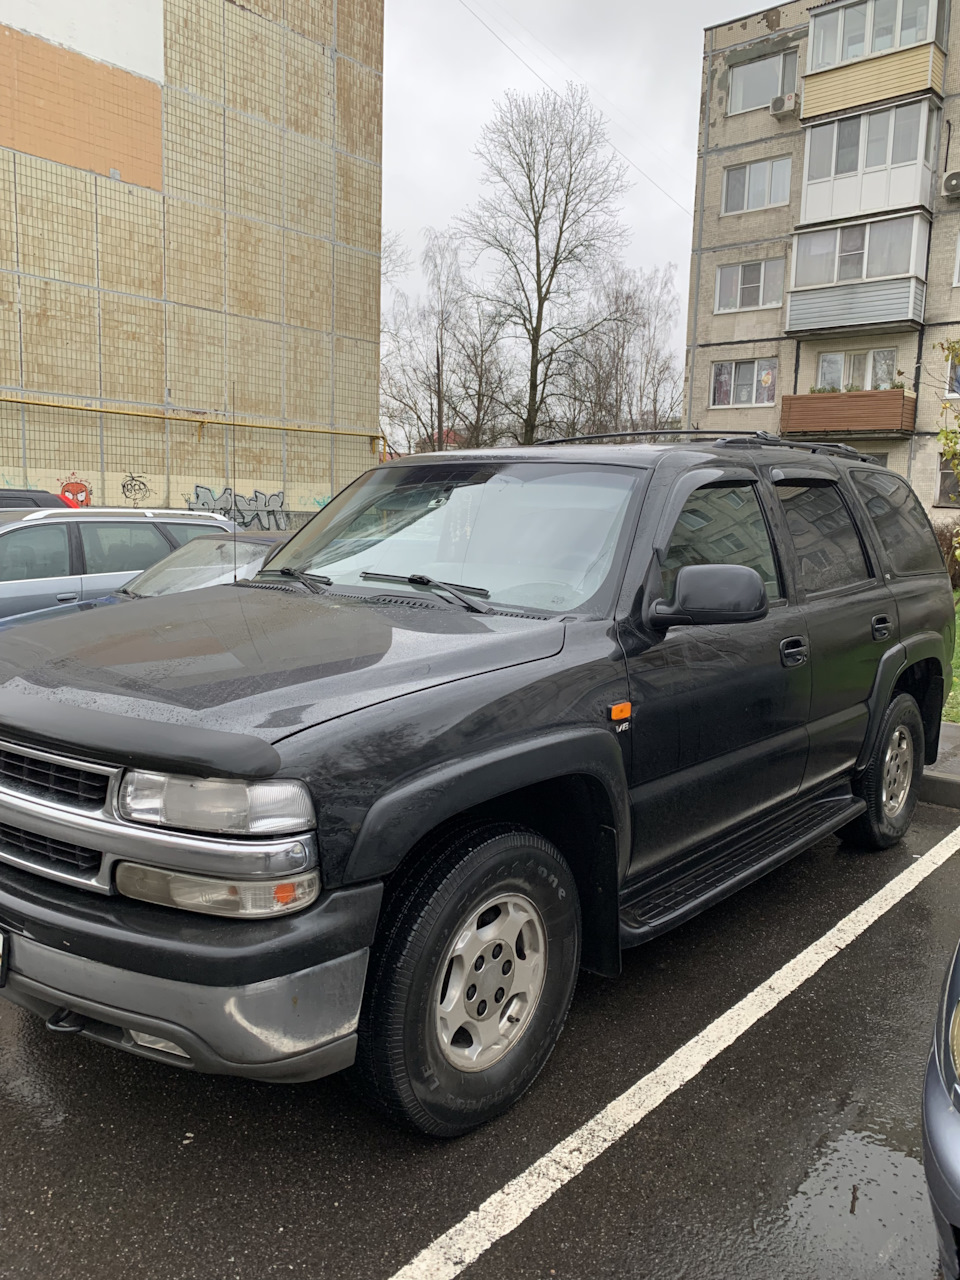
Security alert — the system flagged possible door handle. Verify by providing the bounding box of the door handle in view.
[56,593,79,603]
[872,614,892,641]
[780,636,808,667]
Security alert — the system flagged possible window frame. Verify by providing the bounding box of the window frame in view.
[661,481,785,602]
[791,213,926,289]
[804,99,937,191]
[77,520,174,577]
[0,521,73,583]
[814,345,899,391]
[727,49,800,116]
[944,353,960,399]
[722,157,792,215]
[710,357,779,408]
[953,230,960,287]
[714,258,786,313]
[808,0,943,74]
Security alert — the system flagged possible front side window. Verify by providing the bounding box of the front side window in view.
[661,485,780,601]
[728,50,799,114]
[815,346,898,391]
[775,482,871,593]
[0,524,70,582]
[261,462,643,615]
[723,157,791,213]
[715,258,785,311]
[851,469,944,574]
[711,359,778,407]
[80,523,172,575]
[810,0,940,71]
[794,215,919,286]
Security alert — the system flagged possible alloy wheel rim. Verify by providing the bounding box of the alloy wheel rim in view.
[434,892,547,1073]
[881,723,914,818]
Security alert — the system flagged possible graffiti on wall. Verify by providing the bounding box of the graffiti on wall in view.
[188,485,288,531]
[121,473,154,506]
[58,473,93,506]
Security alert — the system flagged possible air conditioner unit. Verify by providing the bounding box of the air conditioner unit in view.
[943,171,960,198]
[770,93,799,118]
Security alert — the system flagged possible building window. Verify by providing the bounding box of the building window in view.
[715,259,785,311]
[953,231,960,286]
[815,347,898,391]
[806,101,933,183]
[810,0,941,72]
[723,157,792,213]
[945,355,960,397]
[728,50,799,114]
[711,358,778,407]
[793,215,924,286]
[938,455,960,505]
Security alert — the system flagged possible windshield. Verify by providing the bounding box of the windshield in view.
[127,537,275,597]
[262,462,643,613]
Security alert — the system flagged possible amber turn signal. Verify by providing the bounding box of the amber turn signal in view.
[609,702,632,722]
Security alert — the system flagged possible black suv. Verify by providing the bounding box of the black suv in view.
[0,438,952,1135]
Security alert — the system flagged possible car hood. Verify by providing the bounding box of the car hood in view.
[0,586,565,773]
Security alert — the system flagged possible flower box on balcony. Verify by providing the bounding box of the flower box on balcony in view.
[779,388,917,436]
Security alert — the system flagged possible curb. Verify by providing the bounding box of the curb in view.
[921,771,960,810]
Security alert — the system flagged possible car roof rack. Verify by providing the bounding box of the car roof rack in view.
[711,430,875,462]
[540,429,760,446]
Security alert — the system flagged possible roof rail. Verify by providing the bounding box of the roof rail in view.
[539,429,759,446]
[712,430,875,462]
[15,507,232,521]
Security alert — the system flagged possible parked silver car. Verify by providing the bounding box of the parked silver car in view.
[0,508,234,618]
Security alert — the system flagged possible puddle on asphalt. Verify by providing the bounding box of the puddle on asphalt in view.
[779,1129,938,1278]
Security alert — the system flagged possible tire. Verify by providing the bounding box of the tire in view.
[355,824,581,1137]
[843,692,925,850]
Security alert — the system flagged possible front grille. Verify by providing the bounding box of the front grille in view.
[0,746,109,810]
[0,820,101,874]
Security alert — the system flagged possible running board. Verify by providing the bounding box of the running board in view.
[619,790,866,948]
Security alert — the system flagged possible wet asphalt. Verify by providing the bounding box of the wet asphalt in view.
[2,804,960,1279]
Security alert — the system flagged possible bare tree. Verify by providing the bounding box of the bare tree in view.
[459,84,629,445]
[380,229,508,454]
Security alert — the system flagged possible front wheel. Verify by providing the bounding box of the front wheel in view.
[356,825,581,1137]
[843,692,925,850]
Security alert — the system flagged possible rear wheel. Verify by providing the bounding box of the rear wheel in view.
[356,825,581,1137]
[843,692,924,849]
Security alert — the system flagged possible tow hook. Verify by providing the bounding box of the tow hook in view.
[45,1007,86,1035]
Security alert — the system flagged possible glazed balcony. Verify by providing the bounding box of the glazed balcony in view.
[779,387,917,435]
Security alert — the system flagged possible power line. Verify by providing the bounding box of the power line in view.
[455,0,693,219]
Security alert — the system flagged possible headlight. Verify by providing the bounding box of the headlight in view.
[118,771,315,836]
[116,862,320,918]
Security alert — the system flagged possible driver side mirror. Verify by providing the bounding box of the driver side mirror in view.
[649,563,768,629]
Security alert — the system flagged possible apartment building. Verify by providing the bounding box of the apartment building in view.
[0,0,383,515]
[684,0,960,514]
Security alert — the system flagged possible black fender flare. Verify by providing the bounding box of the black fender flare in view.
[343,726,631,886]
[856,633,946,770]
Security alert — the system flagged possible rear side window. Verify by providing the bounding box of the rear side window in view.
[80,522,172,575]
[0,524,70,581]
[162,522,223,547]
[851,469,944,575]
[662,484,781,600]
[775,481,870,594]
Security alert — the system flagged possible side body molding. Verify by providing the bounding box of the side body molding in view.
[857,632,947,770]
[343,727,631,885]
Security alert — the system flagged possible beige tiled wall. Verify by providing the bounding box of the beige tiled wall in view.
[0,0,383,511]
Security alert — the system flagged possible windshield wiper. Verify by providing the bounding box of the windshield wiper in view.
[360,571,494,614]
[277,567,332,594]
[117,586,139,598]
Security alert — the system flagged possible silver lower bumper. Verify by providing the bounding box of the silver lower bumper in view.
[2,932,368,1083]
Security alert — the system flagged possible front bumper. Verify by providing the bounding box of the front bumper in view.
[923,1049,960,1279]
[0,862,383,1082]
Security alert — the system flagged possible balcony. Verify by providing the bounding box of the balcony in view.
[786,277,925,333]
[779,387,917,435]
[802,42,945,118]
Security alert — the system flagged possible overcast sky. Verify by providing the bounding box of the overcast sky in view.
[382,0,737,339]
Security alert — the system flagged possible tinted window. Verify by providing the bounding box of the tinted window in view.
[662,485,780,600]
[0,524,70,581]
[775,482,870,593]
[162,522,224,547]
[851,469,944,575]
[80,523,171,575]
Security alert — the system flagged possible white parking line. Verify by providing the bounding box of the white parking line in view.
[388,821,960,1280]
